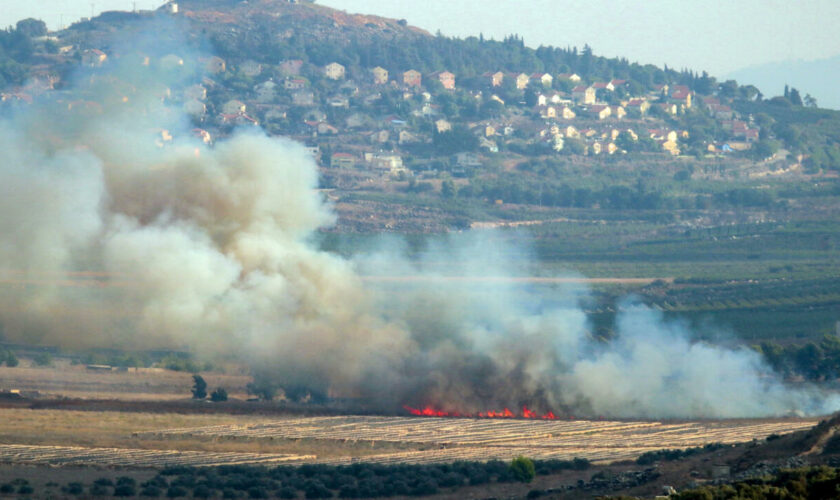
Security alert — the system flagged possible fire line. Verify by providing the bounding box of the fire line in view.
[403,405,561,420]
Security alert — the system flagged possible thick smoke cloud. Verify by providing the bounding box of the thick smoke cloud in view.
[0,25,837,419]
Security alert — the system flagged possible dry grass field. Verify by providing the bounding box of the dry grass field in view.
[0,363,251,400]
[0,409,820,468]
[0,362,826,471]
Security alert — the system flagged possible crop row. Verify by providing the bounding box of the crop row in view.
[0,444,314,468]
[143,416,818,453]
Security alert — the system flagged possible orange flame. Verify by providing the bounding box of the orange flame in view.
[403,405,560,420]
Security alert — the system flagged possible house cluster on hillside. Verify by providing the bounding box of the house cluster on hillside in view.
[0,47,763,180]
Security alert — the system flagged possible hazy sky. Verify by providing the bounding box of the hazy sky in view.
[2,0,839,76]
[316,0,840,76]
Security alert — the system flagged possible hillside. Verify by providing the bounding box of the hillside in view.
[0,0,838,349]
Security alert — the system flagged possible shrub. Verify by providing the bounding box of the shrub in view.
[277,486,297,499]
[0,484,14,494]
[140,485,163,497]
[247,486,268,498]
[17,484,34,495]
[509,456,536,483]
[211,387,229,402]
[32,352,52,366]
[90,483,111,496]
[572,457,591,470]
[144,477,169,488]
[438,472,465,487]
[410,479,438,496]
[63,482,84,495]
[166,485,188,498]
[468,470,489,485]
[338,484,359,498]
[114,484,137,496]
[303,479,333,498]
[193,485,213,498]
[117,477,137,487]
[222,488,239,498]
[4,352,19,367]
[391,480,409,495]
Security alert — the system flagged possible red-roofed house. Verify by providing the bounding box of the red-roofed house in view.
[556,73,582,82]
[625,98,650,115]
[484,71,504,87]
[511,72,530,89]
[656,102,678,115]
[331,152,356,168]
[587,104,611,120]
[279,59,304,75]
[559,106,575,120]
[711,104,733,120]
[591,81,615,92]
[403,69,422,87]
[432,71,455,90]
[572,85,596,104]
[531,73,553,87]
[82,49,107,67]
[671,88,692,108]
[220,113,258,127]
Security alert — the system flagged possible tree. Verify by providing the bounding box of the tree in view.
[210,387,228,402]
[788,87,803,106]
[15,19,47,38]
[1,349,18,367]
[191,374,207,399]
[32,352,52,366]
[509,456,536,483]
[432,126,478,155]
[441,179,456,199]
[246,380,277,400]
[749,139,780,161]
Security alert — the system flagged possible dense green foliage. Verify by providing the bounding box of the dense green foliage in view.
[0,347,18,367]
[671,466,840,500]
[757,335,840,381]
[0,458,589,498]
[210,387,229,402]
[191,374,208,399]
[636,443,729,465]
[509,456,537,483]
[0,20,43,87]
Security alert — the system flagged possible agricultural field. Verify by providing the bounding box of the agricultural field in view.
[0,362,251,401]
[0,408,819,469]
[331,215,840,344]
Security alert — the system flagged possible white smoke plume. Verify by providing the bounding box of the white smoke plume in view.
[0,26,837,419]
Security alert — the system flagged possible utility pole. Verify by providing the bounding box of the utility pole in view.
[90,3,95,19]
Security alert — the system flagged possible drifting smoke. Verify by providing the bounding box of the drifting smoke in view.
[0,27,838,419]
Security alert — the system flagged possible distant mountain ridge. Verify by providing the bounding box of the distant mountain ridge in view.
[726,55,840,110]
